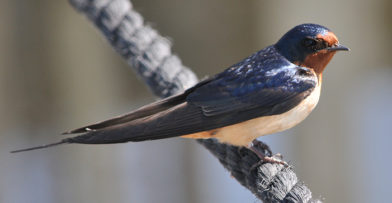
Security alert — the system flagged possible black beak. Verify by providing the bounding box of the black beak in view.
[326,44,350,51]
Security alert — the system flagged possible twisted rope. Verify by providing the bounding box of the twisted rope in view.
[68,0,321,202]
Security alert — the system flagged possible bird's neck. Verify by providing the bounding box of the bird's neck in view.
[295,50,336,76]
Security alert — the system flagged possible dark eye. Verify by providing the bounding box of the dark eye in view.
[302,38,317,47]
[302,38,327,51]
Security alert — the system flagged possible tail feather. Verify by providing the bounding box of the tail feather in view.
[10,140,69,153]
[61,77,214,135]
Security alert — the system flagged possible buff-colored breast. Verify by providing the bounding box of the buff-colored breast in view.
[182,80,321,147]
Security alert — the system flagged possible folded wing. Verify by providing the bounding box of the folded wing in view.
[64,64,317,145]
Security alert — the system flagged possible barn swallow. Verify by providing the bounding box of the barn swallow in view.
[12,24,349,163]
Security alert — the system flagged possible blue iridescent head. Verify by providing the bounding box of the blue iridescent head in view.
[275,23,349,74]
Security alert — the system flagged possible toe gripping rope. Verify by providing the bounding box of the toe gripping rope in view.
[68,0,321,202]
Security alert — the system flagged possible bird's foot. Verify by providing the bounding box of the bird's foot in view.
[249,140,288,166]
[260,155,288,166]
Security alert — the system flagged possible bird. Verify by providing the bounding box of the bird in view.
[11,23,349,163]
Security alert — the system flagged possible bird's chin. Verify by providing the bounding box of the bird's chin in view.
[296,51,336,74]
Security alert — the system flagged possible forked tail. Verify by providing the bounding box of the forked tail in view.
[10,139,69,153]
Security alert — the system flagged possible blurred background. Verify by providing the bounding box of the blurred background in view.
[1,0,391,202]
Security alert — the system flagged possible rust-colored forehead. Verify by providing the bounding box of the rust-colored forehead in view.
[317,31,338,46]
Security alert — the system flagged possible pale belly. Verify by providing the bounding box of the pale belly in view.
[183,83,322,146]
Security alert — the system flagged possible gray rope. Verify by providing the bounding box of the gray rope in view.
[68,0,321,202]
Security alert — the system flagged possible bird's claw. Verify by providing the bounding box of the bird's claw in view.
[261,155,288,166]
[249,140,288,167]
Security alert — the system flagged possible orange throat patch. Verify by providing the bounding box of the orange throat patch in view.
[299,50,336,75]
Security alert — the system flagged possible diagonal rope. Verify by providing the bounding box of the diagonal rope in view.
[68,0,321,202]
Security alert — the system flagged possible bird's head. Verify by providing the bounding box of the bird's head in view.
[275,23,349,75]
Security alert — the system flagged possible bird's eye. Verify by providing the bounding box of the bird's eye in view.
[302,38,317,47]
[302,37,327,51]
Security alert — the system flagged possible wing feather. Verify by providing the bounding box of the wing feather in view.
[64,46,318,144]
[63,77,214,134]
